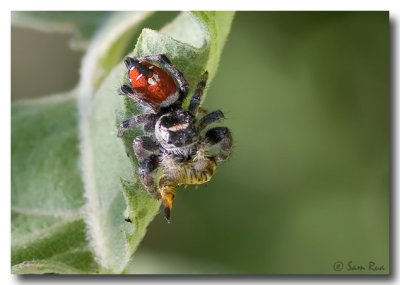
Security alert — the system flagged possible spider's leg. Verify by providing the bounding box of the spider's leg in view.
[198,110,225,131]
[133,136,160,197]
[204,127,233,163]
[189,71,209,115]
[119,84,157,111]
[136,54,189,101]
[118,113,158,137]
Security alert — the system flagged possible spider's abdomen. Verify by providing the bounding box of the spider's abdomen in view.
[129,62,178,107]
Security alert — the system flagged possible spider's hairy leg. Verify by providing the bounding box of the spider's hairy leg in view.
[133,136,160,197]
[204,127,233,162]
[118,113,158,137]
[198,110,225,131]
[189,71,209,115]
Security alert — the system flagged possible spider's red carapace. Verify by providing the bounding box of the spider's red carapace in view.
[128,60,179,107]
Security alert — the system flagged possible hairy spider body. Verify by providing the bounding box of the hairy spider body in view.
[118,54,232,222]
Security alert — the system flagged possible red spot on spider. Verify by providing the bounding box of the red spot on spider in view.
[129,62,177,104]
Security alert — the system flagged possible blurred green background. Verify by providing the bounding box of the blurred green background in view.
[12,12,389,274]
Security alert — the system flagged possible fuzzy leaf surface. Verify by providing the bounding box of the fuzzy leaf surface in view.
[11,94,98,274]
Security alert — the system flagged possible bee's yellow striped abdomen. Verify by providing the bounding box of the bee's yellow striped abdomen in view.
[159,160,217,221]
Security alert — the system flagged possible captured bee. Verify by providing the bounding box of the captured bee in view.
[118,54,232,222]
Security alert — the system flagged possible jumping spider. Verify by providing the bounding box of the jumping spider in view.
[118,54,232,221]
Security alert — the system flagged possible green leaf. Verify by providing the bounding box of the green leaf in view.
[11,11,111,50]
[11,11,235,274]
[80,11,235,273]
[11,12,154,274]
[11,94,98,274]
[79,65,161,274]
